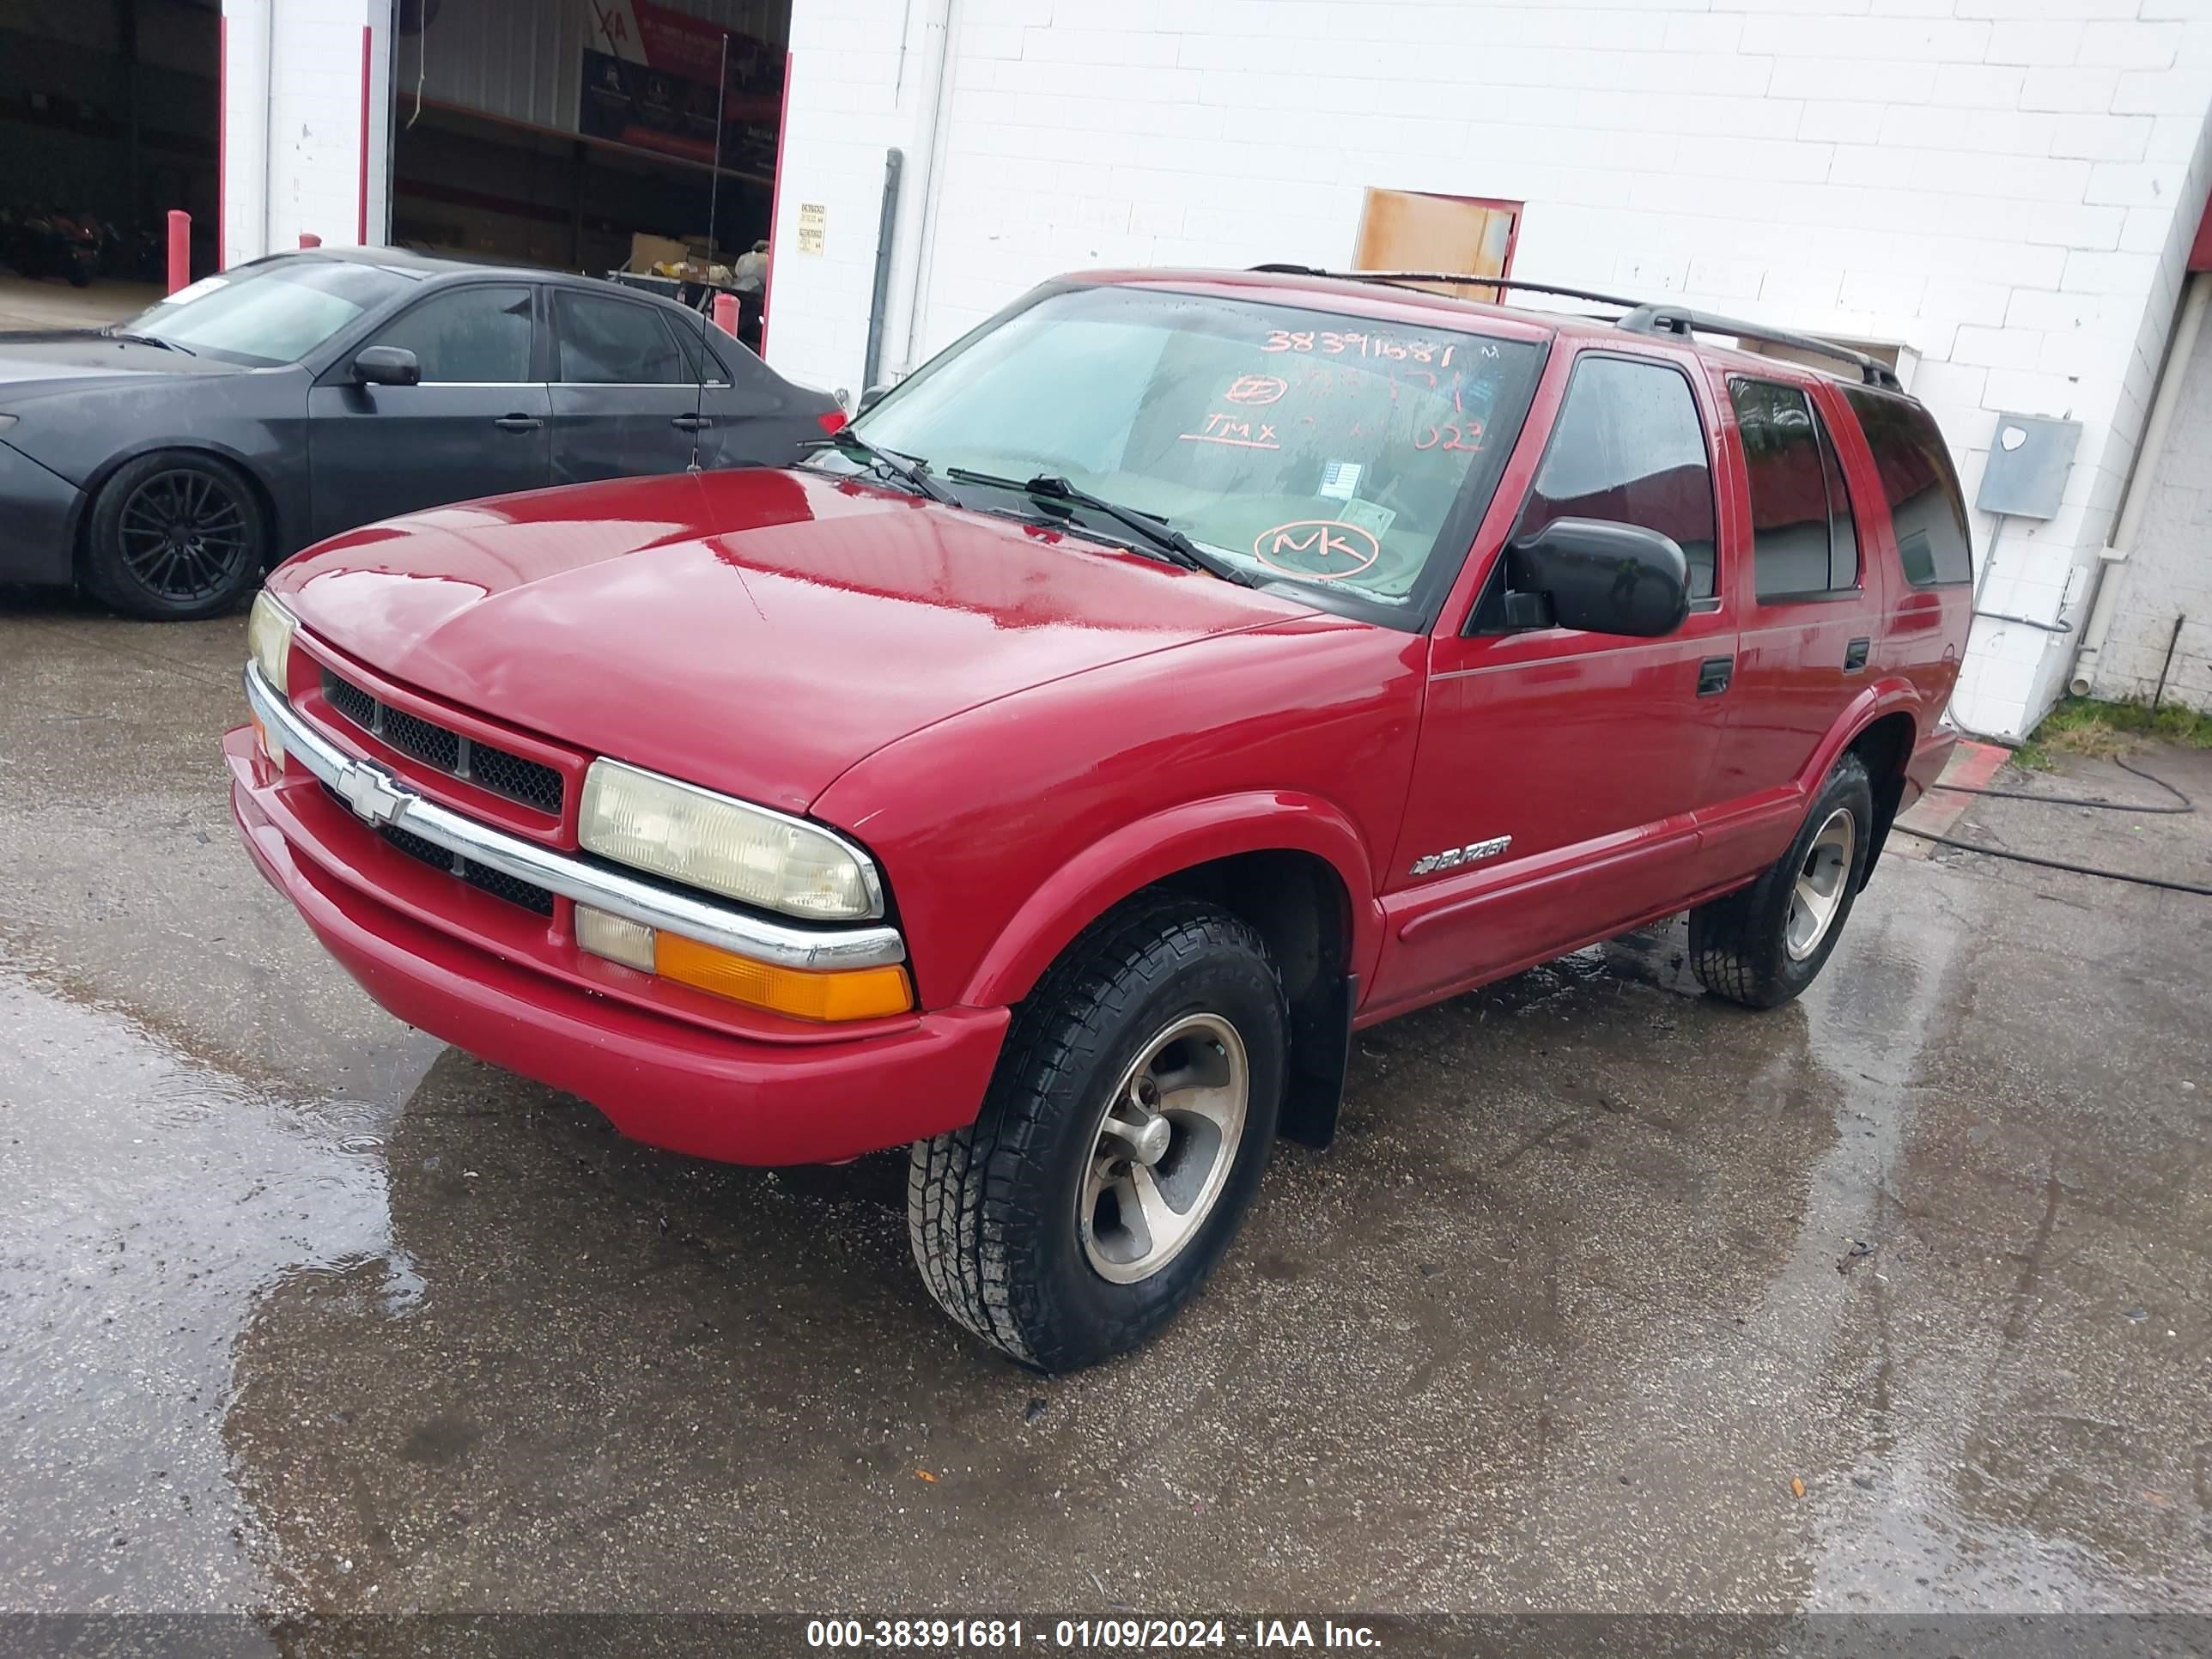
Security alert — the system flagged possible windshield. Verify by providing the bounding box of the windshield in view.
[114,259,420,366]
[850,283,1546,621]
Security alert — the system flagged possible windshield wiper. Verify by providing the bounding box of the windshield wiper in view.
[800,428,953,504]
[944,469,1253,586]
[100,329,193,356]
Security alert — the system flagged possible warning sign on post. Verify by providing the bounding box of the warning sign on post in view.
[796,204,826,255]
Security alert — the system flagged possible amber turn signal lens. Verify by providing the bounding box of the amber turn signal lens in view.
[653,933,913,1022]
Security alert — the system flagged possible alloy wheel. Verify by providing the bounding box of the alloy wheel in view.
[1078,1012,1249,1285]
[1784,807,1856,961]
[117,468,251,604]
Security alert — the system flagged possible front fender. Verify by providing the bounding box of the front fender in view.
[958,792,1383,1009]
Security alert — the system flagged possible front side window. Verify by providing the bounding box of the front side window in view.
[114,258,420,366]
[847,283,1548,624]
[555,293,690,385]
[1513,355,1718,599]
[1729,377,1859,599]
[373,285,534,383]
[1841,386,1972,587]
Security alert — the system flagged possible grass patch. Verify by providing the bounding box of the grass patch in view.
[2013,696,2212,771]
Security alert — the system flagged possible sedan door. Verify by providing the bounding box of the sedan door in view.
[305,282,551,541]
[546,289,703,485]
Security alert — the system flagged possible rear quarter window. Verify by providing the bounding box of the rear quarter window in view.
[1840,386,1972,587]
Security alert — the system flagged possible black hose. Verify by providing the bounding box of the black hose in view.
[1928,756,2193,814]
[1894,826,2212,895]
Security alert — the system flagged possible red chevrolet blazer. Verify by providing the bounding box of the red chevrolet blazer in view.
[228,267,1971,1370]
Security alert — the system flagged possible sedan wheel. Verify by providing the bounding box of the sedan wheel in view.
[83,450,268,620]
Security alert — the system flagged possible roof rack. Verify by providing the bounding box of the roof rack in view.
[1619,303,1903,390]
[1247,263,1647,313]
[1245,264,1905,392]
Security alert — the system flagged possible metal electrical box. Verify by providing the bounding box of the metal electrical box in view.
[1976,412,2081,520]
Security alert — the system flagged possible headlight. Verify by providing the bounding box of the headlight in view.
[246,592,296,697]
[579,759,884,921]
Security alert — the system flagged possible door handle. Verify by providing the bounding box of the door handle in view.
[1844,637,1871,672]
[1697,655,1734,696]
[670,413,711,432]
[494,414,544,432]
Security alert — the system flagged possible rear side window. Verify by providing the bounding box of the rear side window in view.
[1841,386,1972,586]
[1729,377,1860,599]
[555,292,690,385]
[1516,355,1719,599]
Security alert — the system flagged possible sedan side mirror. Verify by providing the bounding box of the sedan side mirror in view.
[1504,517,1690,637]
[856,383,892,415]
[352,345,421,386]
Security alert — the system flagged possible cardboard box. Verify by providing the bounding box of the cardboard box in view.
[626,233,690,274]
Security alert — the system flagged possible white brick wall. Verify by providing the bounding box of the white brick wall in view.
[223,0,390,264]
[2089,269,2212,713]
[769,0,2212,737]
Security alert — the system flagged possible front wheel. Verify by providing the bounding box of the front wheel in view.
[1690,750,1874,1009]
[81,450,267,620]
[908,893,1286,1371]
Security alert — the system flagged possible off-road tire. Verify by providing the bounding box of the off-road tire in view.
[908,892,1286,1371]
[82,449,267,621]
[1690,750,1875,1009]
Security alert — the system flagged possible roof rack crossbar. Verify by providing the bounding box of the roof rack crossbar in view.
[1245,264,1648,313]
[1618,303,1903,390]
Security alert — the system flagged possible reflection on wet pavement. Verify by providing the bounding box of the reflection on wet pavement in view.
[2,596,2208,1614]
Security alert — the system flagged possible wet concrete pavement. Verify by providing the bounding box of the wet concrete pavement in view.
[2,592,2209,1616]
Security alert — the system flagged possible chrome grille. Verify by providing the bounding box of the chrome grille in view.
[319,669,564,816]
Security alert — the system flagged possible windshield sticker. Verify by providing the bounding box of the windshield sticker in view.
[1180,411,1282,451]
[1318,461,1363,500]
[1254,520,1381,580]
[166,275,230,305]
[1338,498,1397,541]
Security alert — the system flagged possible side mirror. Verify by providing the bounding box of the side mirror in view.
[1504,517,1690,637]
[856,382,892,415]
[351,345,421,386]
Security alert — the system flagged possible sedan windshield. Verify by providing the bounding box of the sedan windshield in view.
[851,283,1546,619]
[113,259,420,367]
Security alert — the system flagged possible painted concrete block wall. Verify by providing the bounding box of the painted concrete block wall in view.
[2090,273,2212,711]
[222,0,389,266]
[772,0,2212,739]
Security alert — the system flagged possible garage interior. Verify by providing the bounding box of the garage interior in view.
[387,0,788,289]
[0,0,220,302]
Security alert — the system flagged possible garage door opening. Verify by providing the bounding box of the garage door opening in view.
[0,0,219,329]
[386,0,788,349]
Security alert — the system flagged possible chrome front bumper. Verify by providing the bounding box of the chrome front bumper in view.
[243,663,906,973]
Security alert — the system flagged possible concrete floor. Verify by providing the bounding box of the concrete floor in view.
[0,275,161,333]
[1,590,2208,1620]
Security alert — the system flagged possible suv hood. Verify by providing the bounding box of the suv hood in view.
[270,467,1316,814]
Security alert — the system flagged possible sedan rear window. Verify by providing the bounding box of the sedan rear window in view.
[852,283,1546,623]
[117,259,417,366]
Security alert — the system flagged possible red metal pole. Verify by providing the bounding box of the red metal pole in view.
[300,233,322,248]
[166,210,191,294]
[712,292,741,338]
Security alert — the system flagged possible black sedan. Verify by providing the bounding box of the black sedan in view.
[0,248,842,618]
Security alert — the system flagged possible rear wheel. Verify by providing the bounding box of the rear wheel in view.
[82,450,266,620]
[1690,751,1874,1009]
[908,893,1285,1371]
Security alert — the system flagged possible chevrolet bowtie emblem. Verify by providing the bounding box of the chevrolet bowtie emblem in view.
[335,758,409,828]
